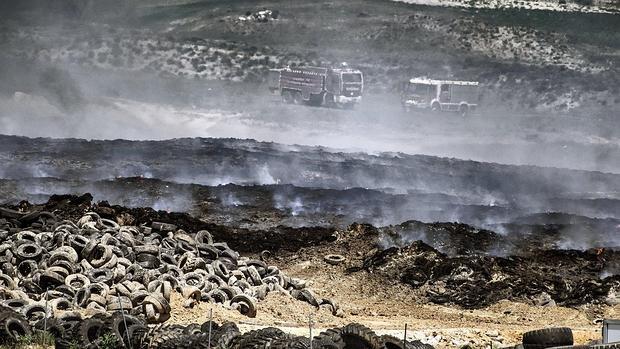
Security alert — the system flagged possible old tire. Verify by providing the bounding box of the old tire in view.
[315,328,345,349]
[522,328,573,349]
[341,323,381,349]
[0,311,32,342]
[324,254,346,266]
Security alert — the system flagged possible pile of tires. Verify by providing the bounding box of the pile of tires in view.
[0,305,435,349]
[0,210,339,327]
[199,322,433,349]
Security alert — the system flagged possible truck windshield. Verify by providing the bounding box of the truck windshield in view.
[342,73,362,83]
[409,83,430,94]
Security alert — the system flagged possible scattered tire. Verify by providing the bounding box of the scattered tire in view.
[522,328,573,349]
[341,323,382,349]
[324,254,346,266]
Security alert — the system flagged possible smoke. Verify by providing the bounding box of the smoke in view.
[221,192,243,207]
[555,223,620,251]
[150,194,193,213]
[378,227,428,250]
[273,194,306,216]
[0,0,619,256]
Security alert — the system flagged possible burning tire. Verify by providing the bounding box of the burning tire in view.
[522,328,573,349]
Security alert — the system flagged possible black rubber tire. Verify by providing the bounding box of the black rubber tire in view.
[22,304,49,322]
[16,242,43,260]
[293,91,303,105]
[459,104,469,117]
[315,328,346,349]
[230,294,257,318]
[39,270,65,289]
[17,259,38,278]
[88,268,114,285]
[288,336,312,349]
[214,322,240,348]
[314,338,343,349]
[380,335,433,349]
[78,318,105,345]
[136,253,161,269]
[197,243,219,260]
[341,323,382,349]
[200,320,220,334]
[105,313,142,347]
[127,323,149,349]
[282,91,294,104]
[0,311,32,342]
[196,230,214,245]
[522,328,573,349]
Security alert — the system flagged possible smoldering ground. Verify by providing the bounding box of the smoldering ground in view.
[0,1,619,260]
[1,4,619,172]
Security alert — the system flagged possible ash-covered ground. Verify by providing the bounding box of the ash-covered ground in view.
[1,135,619,309]
[1,0,619,347]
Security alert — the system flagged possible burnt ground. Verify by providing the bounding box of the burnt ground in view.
[1,135,619,312]
[2,192,620,347]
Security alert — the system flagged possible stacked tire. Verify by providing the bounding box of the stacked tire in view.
[0,211,339,328]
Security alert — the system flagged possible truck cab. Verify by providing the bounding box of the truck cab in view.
[325,68,363,108]
[402,78,479,116]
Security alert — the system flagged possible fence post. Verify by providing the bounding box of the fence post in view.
[208,308,213,349]
[118,297,133,349]
[44,288,49,347]
[309,314,313,349]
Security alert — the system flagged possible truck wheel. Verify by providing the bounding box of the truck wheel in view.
[459,104,469,116]
[282,91,293,104]
[309,93,323,106]
[431,102,441,112]
[292,92,303,105]
[324,93,335,107]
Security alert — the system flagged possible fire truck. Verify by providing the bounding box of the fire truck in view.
[401,77,479,116]
[268,64,363,108]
